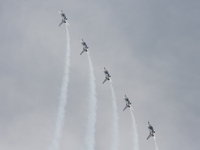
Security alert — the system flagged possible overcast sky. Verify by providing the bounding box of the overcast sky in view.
[0,0,200,150]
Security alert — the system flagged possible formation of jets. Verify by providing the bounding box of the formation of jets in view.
[78,38,156,141]
[59,10,157,141]
[59,10,70,26]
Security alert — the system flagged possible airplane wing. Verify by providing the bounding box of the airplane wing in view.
[123,105,128,111]
[147,133,151,140]
[59,21,63,26]
[102,78,108,84]
[80,49,85,55]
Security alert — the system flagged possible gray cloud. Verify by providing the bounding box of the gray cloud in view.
[0,0,200,150]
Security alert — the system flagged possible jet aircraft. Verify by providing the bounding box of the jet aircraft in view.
[59,10,69,26]
[123,95,132,111]
[102,67,111,84]
[147,121,155,140]
[80,39,89,55]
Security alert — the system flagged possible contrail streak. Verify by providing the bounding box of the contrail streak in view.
[51,25,71,150]
[130,109,139,150]
[84,52,98,150]
[154,139,159,150]
[109,83,119,150]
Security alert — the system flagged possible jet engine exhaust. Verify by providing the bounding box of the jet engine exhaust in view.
[130,109,139,150]
[84,52,98,150]
[109,78,113,84]
[51,24,71,150]
[109,83,119,150]
[130,106,134,111]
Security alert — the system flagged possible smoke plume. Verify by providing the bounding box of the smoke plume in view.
[130,109,139,150]
[109,83,119,150]
[154,139,159,150]
[51,25,71,150]
[84,52,98,150]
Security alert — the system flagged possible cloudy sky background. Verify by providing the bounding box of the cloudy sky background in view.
[0,0,200,150]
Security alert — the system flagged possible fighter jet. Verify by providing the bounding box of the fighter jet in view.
[147,121,155,140]
[59,10,69,26]
[102,67,111,84]
[80,39,89,55]
[123,95,132,111]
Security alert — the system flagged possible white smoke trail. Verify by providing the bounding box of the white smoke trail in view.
[130,109,139,150]
[51,25,71,150]
[154,139,159,150]
[84,52,98,150]
[109,83,119,150]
